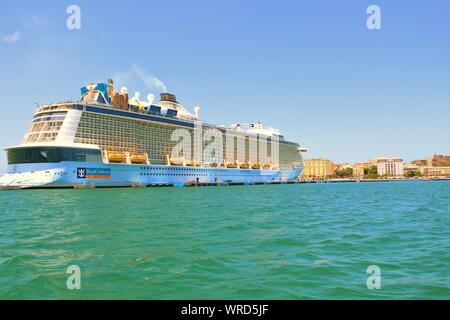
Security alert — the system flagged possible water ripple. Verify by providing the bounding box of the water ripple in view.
[0,181,449,299]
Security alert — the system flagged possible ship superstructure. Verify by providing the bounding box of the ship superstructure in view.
[0,80,304,188]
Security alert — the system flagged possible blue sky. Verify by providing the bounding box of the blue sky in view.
[0,0,449,172]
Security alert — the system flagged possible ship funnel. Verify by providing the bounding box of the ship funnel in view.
[159,92,193,117]
[160,93,177,103]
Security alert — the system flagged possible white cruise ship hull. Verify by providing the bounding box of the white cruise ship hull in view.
[0,162,302,189]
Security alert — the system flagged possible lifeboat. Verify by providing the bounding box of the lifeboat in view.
[209,163,218,168]
[185,159,201,167]
[226,162,239,169]
[130,154,147,164]
[252,162,262,169]
[262,163,272,170]
[170,158,184,166]
[239,162,251,169]
[108,152,126,163]
[166,155,184,166]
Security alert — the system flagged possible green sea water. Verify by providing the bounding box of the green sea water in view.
[0,181,449,299]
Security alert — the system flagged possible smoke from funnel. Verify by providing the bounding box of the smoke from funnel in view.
[131,64,167,92]
[111,64,168,93]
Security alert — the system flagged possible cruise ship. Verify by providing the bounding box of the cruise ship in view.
[0,80,304,189]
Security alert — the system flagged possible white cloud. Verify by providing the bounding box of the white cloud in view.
[2,31,21,43]
[22,15,45,29]
[111,64,167,93]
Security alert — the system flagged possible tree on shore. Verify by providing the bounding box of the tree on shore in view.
[364,165,379,179]
[405,170,422,177]
[335,168,353,178]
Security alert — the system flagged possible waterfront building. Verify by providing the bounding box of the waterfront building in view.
[412,155,449,167]
[403,163,420,174]
[375,157,404,177]
[428,154,450,167]
[366,158,378,167]
[352,163,366,179]
[301,158,335,180]
[420,166,450,177]
[411,159,427,166]
[410,154,450,177]
[334,163,352,171]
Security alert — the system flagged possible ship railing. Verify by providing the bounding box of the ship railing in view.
[35,100,83,113]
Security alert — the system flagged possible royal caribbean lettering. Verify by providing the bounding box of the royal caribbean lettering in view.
[77,168,111,179]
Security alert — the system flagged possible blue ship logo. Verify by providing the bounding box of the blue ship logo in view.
[77,168,86,178]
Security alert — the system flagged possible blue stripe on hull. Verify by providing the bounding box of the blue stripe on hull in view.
[6,162,302,188]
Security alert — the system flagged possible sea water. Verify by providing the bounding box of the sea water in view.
[0,181,449,299]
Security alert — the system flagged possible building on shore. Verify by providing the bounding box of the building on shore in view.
[375,157,404,177]
[410,154,450,177]
[366,158,378,167]
[420,166,450,177]
[412,154,450,167]
[403,163,421,175]
[352,163,366,179]
[411,159,427,166]
[300,154,449,180]
[301,158,335,180]
[429,155,450,167]
[334,163,352,171]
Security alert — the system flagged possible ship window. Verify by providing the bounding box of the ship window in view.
[7,147,102,165]
[32,114,66,123]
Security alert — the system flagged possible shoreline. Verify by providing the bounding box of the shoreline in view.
[1,177,449,190]
[300,177,450,183]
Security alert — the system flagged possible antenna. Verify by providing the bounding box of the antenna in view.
[194,106,200,118]
[147,94,155,105]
